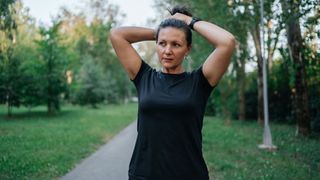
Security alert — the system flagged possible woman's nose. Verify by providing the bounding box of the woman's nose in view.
[164,45,172,54]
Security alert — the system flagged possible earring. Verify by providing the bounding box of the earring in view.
[184,55,190,61]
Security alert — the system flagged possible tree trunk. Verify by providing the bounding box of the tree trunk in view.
[267,24,273,70]
[282,1,311,136]
[235,45,246,120]
[48,101,54,115]
[250,25,264,124]
[287,18,310,136]
[6,93,12,117]
[47,47,57,115]
[5,46,14,117]
[238,56,246,121]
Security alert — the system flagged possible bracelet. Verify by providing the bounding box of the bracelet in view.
[189,17,202,30]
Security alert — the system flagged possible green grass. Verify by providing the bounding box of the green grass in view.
[1,104,319,179]
[0,103,138,180]
[203,117,320,180]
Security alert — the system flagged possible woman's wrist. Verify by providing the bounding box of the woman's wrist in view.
[188,17,202,30]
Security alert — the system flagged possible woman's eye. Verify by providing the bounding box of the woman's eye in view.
[158,42,166,46]
[173,43,181,47]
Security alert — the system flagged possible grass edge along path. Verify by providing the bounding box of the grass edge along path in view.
[1,104,319,179]
[0,103,138,180]
[203,117,320,180]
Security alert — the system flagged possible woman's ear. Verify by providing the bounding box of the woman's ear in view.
[187,45,192,54]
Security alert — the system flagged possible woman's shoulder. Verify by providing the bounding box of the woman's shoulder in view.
[190,65,215,89]
[132,60,155,83]
[189,65,204,76]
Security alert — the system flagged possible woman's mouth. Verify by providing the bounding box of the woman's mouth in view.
[162,58,173,61]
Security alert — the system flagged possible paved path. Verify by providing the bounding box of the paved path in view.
[60,121,137,180]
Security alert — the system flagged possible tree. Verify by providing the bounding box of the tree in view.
[36,20,68,114]
[11,1,43,110]
[0,0,19,116]
[265,2,284,70]
[227,1,251,120]
[280,0,316,135]
[76,56,107,108]
[235,42,248,120]
[63,0,132,105]
[229,0,282,123]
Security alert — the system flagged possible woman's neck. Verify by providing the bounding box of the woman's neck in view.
[161,66,185,74]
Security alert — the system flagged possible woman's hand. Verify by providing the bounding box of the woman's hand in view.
[171,13,192,25]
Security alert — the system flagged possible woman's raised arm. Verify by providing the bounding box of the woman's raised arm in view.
[172,13,236,87]
[109,27,155,80]
[195,20,235,87]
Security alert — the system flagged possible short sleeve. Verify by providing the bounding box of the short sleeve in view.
[197,66,215,93]
[131,60,151,87]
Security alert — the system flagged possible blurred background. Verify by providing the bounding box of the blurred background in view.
[0,0,319,179]
[1,0,318,132]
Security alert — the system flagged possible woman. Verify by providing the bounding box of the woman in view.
[110,5,235,180]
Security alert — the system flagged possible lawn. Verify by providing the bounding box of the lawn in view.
[0,104,319,179]
[203,117,320,179]
[0,103,138,180]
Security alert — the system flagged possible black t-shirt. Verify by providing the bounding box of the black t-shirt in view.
[129,61,214,180]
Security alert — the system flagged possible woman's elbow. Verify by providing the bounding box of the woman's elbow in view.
[226,34,236,50]
[109,27,119,41]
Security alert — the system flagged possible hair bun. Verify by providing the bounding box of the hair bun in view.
[168,5,192,17]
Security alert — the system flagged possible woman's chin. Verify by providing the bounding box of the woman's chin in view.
[161,64,175,70]
[161,60,177,67]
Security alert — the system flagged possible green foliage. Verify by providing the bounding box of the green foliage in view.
[35,20,69,114]
[0,0,138,113]
[304,43,320,132]
[0,0,18,116]
[206,74,238,119]
[84,20,131,104]
[309,84,320,132]
[13,36,43,108]
[0,0,17,34]
[0,0,130,113]
[0,103,138,179]
[74,56,107,107]
[67,15,133,105]
[0,53,22,107]
[268,60,294,122]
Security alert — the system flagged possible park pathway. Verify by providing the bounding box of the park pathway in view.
[60,121,137,180]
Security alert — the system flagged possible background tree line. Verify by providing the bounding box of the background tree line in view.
[0,0,133,115]
[0,0,319,135]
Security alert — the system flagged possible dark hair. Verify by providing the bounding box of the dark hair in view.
[155,5,193,46]
[168,5,192,17]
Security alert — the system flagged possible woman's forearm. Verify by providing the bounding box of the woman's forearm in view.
[110,26,155,44]
[193,20,235,48]
[172,13,235,48]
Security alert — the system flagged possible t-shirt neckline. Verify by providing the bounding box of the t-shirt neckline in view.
[159,71,187,77]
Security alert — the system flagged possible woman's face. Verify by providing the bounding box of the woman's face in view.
[156,27,190,73]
